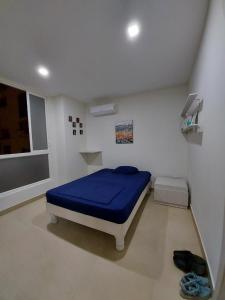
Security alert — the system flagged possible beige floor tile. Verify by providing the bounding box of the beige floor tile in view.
[77,258,155,300]
[0,193,203,300]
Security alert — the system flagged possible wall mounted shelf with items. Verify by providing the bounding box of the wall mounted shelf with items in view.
[181,124,200,134]
[181,93,203,134]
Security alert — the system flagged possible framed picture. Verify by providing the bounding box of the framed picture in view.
[79,123,83,128]
[76,117,80,123]
[72,122,76,128]
[80,130,83,135]
[68,116,72,122]
[115,120,133,144]
[73,130,76,135]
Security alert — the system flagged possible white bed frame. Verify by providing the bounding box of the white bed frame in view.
[46,183,150,251]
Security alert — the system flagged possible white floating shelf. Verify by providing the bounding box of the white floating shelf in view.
[181,124,200,133]
[79,150,102,154]
[181,93,200,118]
[181,93,197,117]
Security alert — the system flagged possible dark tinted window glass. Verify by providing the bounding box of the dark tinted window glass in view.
[0,83,30,155]
[0,154,49,192]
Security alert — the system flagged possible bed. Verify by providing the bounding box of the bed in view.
[46,168,151,250]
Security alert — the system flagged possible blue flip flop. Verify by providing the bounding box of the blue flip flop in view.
[181,273,209,287]
[180,281,212,300]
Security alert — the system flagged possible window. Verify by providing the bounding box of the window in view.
[0,83,30,155]
[0,83,50,192]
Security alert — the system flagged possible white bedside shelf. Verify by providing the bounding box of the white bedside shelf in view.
[79,150,102,154]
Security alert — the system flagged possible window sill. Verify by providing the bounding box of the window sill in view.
[0,150,49,160]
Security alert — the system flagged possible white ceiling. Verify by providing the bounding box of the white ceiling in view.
[0,0,208,101]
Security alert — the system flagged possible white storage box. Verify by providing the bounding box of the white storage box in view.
[154,177,188,208]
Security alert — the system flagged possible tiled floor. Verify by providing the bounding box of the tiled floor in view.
[0,193,202,300]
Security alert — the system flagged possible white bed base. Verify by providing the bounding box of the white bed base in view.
[46,183,150,251]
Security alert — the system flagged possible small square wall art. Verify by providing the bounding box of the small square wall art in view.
[115,120,133,144]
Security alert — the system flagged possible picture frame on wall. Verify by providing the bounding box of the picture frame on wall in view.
[73,122,76,128]
[115,120,133,144]
[68,116,72,122]
[79,123,83,128]
[76,117,80,123]
[73,130,76,135]
[80,130,83,135]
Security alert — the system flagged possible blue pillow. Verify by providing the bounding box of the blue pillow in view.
[113,166,138,175]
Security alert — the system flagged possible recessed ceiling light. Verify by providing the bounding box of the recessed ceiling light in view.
[126,21,141,40]
[37,65,50,78]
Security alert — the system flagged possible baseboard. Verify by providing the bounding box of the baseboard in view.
[0,194,44,216]
[190,205,215,289]
[0,178,56,213]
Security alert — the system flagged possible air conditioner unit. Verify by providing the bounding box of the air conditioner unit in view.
[89,103,117,116]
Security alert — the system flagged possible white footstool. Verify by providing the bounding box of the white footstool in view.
[154,177,189,208]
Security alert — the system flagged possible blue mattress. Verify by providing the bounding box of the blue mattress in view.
[46,169,151,224]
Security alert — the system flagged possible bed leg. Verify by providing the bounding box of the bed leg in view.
[115,235,125,251]
[50,214,58,224]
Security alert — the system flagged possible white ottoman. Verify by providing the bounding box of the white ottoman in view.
[154,177,189,208]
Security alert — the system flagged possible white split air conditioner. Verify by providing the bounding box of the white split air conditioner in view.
[89,103,117,116]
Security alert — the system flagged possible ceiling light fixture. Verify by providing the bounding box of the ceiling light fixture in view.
[126,20,141,40]
[37,65,50,78]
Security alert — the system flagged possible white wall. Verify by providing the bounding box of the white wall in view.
[63,96,87,182]
[86,85,188,180]
[188,0,225,287]
[47,96,87,185]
